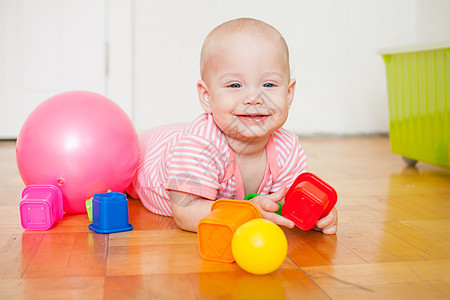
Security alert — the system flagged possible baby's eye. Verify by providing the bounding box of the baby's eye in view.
[263,82,276,88]
[228,83,242,88]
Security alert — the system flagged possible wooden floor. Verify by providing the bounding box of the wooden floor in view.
[0,137,449,299]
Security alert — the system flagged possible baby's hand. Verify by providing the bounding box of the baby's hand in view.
[313,207,338,234]
[247,187,295,229]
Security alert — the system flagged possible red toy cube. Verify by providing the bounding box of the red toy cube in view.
[282,172,337,230]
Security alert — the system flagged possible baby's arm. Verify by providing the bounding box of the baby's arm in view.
[313,207,338,234]
[251,190,338,234]
[247,187,295,229]
[169,190,214,232]
[170,188,296,232]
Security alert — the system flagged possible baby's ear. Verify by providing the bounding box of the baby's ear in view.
[287,78,296,108]
[197,80,212,113]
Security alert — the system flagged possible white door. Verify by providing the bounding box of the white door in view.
[0,0,107,139]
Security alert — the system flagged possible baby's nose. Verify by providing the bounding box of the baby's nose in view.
[243,92,265,105]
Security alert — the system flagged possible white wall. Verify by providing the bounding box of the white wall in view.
[0,0,107,139]
[2,0,449,138]
[415,0,450,44]
[132,0,426,135]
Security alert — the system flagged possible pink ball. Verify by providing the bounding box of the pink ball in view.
[16,91,139,213]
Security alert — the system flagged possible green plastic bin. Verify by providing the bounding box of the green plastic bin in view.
[379,42,450,168]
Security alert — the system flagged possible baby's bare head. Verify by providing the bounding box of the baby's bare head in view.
[200,18,290,81]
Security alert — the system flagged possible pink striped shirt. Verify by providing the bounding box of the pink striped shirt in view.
[130,113,307,216]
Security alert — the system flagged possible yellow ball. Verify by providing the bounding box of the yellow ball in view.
[232,219,287,275]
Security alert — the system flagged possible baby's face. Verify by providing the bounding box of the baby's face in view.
[201,32,295,143]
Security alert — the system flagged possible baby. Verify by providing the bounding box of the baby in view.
[129,18,337,234]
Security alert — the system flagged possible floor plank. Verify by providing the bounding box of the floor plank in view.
[1,138,449,299]
[303,260,450,299]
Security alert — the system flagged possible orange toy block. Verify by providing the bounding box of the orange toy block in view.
[197,199,261,263]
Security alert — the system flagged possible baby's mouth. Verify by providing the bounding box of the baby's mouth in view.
[236,114,269,124]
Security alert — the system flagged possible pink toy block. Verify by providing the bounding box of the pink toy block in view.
[20,185,64,230]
